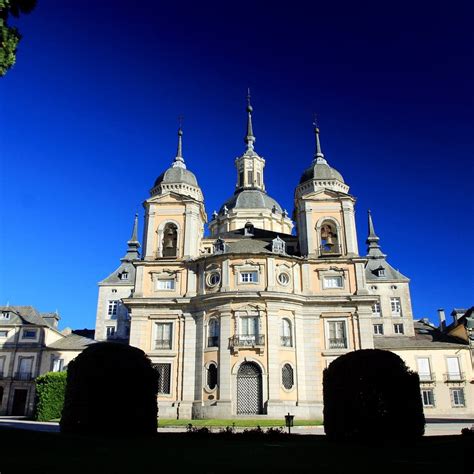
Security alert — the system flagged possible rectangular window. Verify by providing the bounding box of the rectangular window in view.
[17,357,33,380]
[0,330,8,338]
[256,172,261,186]
[390,297,401,315]
[417,358,432,381]
[0,311,10,320]
[155,363,171,394]
[106,326,115,338]
[22,329,37,339]
[450,388,465,407]
[240,271,258,283]
[0,356,5,376]
[394,323,404,334]
[328,321,347,349]
[157,279,175,290]
[239,171,244,187]
[373,324,384,335]
[155,322,172,349]
[52,358,64,372]
[372,302,381,316]
[107,300,118,317]
[421,389,435,407]
[247,170,253,185]
[323,276,343,289]
[446,357,461,381]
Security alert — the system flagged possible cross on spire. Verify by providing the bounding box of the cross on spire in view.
[312,113,327,164]
[245,88,255,151]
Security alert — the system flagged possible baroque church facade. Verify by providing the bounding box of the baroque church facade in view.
[94,98,471,419]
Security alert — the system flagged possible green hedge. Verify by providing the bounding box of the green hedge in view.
[35,371,67,421]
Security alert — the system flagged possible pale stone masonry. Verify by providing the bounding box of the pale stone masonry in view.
[95,97,473,419]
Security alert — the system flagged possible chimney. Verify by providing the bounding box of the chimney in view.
[437,308,446,331]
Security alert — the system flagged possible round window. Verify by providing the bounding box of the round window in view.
[207,272,221,287]
[278,272,290,286]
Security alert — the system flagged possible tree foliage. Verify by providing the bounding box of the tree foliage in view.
[60,342,159,436]
[323,349,425,441]
[34,371,68,422]
[0,0,36,76]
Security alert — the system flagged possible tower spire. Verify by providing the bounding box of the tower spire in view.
[313,115,327,164]
[122,213,141,261]
[245,88,256,151]
[366,210,386,258]
[172,117,186,169]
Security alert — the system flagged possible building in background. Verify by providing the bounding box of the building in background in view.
[95,97,473,419]
[0,306,95,416]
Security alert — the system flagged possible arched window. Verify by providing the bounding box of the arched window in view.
[207,363,218,390]
[208,319,219,347]
[282,363,294,390]
[320,220,340,255]
[162,223,178,257]
[281,318,292,347]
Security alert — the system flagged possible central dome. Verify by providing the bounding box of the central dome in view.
[219,189,283,215]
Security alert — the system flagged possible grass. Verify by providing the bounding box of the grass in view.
[158,418,323,427]
[0,427,471,474]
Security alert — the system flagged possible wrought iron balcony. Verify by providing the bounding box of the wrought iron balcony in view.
[14,372,33,381]
[207,336,219,348]
[444,372,465,382]
[230,334,265,348]
[319,244,342,257]
[328,338,347,349]
[280,336,293,347]
[154,339,172,350]
[418,373,436,383]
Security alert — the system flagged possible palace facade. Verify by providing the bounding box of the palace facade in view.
[95,99,473,419]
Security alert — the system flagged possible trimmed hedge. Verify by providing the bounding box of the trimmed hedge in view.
[60,342,158,436]
[35,371,67,421]
[323,349,425,441]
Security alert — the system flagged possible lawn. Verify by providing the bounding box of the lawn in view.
[0,427,471,474]
[158,418,323,427]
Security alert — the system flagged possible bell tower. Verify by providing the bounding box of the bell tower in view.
[141,127,206,260]
[294,122,359,258]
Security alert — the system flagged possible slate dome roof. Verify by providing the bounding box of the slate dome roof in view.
[219,189,283,214]
[299,162,345,184]
[154,166,199,188]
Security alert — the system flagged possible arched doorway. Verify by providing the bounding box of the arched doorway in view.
[237,362,263,415]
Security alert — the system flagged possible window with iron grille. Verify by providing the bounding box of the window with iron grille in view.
[450,388,465,407]
[421,389,435,407]
[282,364,294,390]
[155,363,171,394]
[207,363,218,390]
[327,321,347,349]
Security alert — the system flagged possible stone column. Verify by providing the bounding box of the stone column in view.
[342,201,359,256]
[221,259,230,292]
[355,306,374,349]
[266,311,281,407]
[218,310,232,414]
[181,313,197,403]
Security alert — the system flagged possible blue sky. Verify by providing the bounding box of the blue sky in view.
[1,0,473,330]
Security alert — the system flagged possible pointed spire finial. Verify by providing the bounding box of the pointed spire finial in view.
[172,116,186,169]
[130,213,139,242]
[123,213,140,261]
[366,210,386,258]
[312,113,327,164]
[245,88,255,151]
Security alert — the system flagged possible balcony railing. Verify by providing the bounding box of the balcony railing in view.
[207,336,219,348]
[280,336,293,347]
[444,372,465,382]
[328,338,348,349]
[14,372,33,381]
[230,334,265,348]
[154,339,172,350]
[419,373,436,383]
[319,244,342,257]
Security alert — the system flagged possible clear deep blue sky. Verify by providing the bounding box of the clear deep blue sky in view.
[1,0,473,330]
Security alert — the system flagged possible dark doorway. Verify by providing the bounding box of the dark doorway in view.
[237,362,263,415]
[11,389,28,416]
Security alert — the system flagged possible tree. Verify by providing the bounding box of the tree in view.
[0,0,36,76]
[323,349,425,440]
[60,342,159,436]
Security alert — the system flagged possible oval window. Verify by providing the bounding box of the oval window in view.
[282,363,294,390]
[207,272,221,287]
[278,272,290,285]
[207,363,218,390]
